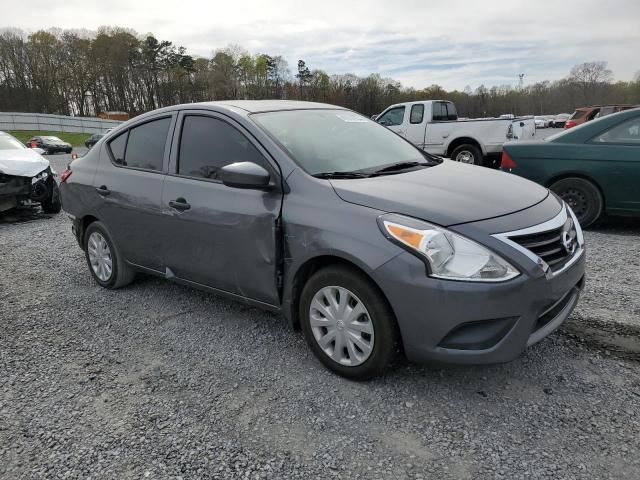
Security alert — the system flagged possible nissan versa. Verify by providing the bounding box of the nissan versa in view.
[60,101,586,380]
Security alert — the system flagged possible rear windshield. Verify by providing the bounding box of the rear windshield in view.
[569,110,587,120]
[252,109,426,175]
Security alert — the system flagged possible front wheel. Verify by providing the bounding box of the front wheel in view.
[451,144,483,166]
[549,177,603,228]
[300,266,399,380]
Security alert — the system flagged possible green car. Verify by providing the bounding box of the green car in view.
[501,108,640,227]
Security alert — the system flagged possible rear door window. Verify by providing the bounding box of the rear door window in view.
[410,104,424,124]
[108,117,171,171]
[593,117,640,144]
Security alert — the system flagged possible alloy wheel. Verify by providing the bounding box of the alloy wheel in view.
[455,150,475,164]
[87,231,113,281]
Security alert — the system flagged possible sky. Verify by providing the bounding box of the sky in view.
[3,0,640,90]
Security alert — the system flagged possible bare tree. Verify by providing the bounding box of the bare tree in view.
[569,61,613,103]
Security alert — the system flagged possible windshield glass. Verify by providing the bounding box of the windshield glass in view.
[0,135,27,150]
[43,136,63,142]
[252,109,428,175]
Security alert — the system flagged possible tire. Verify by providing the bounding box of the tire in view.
[549,177,603,228]
[300,265,399,380]
[84,221,135,289]
[450,144,483,166]
[41,181,62,214]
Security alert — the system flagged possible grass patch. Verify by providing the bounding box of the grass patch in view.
[8,130,90,147]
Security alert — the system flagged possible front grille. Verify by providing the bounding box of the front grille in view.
[508,216,578,273]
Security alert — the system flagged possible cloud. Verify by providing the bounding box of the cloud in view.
[3,0,639,89]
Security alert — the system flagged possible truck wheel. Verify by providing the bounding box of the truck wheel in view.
[84,221,135,289]
[549,177,603,228]
[300,265,399,380]
[41,181,62,214]
[451,144,483,166]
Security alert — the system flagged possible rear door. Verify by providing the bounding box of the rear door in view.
[94,114,175,272]
[160,110,282,306]
[404,103,427,148]
[424,101,454,152]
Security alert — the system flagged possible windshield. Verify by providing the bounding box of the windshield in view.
[0,135,27,150]
[251,109,429,175]
[43,136,63,142]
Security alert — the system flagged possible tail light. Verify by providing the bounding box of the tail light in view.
[501,150,517,170]
[564,120,576,129]
[60,169,72,183]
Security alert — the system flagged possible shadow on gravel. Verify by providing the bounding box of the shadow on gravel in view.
[0,205,53,224]
[589,215,640,235]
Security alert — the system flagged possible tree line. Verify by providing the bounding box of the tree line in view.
[1,27,639,119]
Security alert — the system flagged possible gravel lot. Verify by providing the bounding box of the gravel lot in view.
[1,152,639,479]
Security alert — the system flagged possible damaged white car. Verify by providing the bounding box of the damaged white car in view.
[0,131,61,213]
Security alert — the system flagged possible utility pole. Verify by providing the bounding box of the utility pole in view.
[518,73,525,90]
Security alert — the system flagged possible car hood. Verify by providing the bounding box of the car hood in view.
[0,148,50,177]
[330,160,550,226]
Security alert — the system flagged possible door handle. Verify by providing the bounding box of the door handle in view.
[169,198,191,211]
[96,185,110,196]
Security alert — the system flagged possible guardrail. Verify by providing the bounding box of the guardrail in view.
[0,112,123,134]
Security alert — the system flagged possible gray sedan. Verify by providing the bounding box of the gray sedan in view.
[59,101,585,379]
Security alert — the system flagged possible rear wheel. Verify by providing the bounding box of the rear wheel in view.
[300,266,399,380]
[84,221,135,289]
[549,177,603,228]
[451,144,483,166]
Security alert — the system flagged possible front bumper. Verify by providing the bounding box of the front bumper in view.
[373,246,585,364]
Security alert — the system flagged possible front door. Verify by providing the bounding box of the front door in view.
[160,112,282,306]
[377,106,407,137]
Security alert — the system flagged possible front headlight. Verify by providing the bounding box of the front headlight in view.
[379,214,519,282]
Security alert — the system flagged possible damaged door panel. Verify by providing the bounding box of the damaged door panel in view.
[160,111,283,306]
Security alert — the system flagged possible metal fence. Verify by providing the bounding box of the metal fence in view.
[0,112,122,134]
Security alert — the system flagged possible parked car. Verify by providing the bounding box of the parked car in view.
[85,133,105,149]
[26,136,72,154]
[564,107,601,129]
[377,100,523,166]
[60,100,585,380]
[596,104,638,118]
[534,116,547,129]
[550,114,570,128]
[501,108,640,227]
[0,131,62,213]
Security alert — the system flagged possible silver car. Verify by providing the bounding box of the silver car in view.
[60,101,586,379]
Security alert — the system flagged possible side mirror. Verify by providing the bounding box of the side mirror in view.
[520,122,525,127]
[220,162,272,190]
[71,153,79,161]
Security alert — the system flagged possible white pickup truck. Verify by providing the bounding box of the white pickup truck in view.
[376,100,533,166]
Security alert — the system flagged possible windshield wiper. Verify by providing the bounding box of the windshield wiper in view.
[368,161,429,175]
[313,171,372,179]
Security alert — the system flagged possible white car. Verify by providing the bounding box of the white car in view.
[0,131,61,213]
[377,100,525,166]
[534,116,547,128]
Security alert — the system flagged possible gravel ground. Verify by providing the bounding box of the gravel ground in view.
[1,158,640,478]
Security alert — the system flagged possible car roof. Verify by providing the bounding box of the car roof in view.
[205,100,344,113]
[132,100,346,120]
